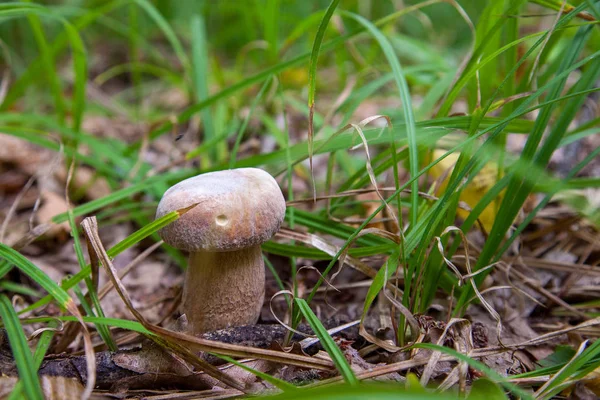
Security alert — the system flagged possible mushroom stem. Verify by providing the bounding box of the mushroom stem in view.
[183,246,265,334]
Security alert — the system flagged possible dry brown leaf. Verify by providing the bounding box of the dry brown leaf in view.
[356,192,386,230]
[0,134,53,176]
[37,189,70,235]
[56,165,111,200]
[0,134,38,164]
[0,376,88,400]
[112,342,193,376]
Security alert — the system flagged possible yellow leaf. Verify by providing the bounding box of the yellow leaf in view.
[428,150,503,232]
[281,67,309,88]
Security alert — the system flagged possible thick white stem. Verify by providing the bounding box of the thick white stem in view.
[183,246,265,334]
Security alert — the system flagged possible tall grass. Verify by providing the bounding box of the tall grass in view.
[0,0,598,397]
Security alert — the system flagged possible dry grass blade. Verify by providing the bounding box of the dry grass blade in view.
[498,261,589,320]
[527,1,566,89]
[465,318,600,360]
[0,70,9,105]
[29,319,64,340]
[0,176,35,243]
[298,265,340,293]
[420,318,469,386]
[344,116,400,233]
[334,227,400,285]
[83,222,100,292]
[278,227,410,315]
[277,228,383,281]
[320,75,356,131]
[352,125,398,228]
[344,229,402,278]
[435,236,465,283]
[81,217,331,378]
[437,226,503,343]
[518,318,600,348]
[140,388,243,399]
[438,366,461,392]
[2,224,52,252]
[358,324,404,353]
[148,324,333,370]
[382,290,422,345]
[269,289,313,338]
[308,355,455,387]
[80,216,247,392]
[63,298,96,399]
[307,0,341,201]
[534,340,588,398]
[299,319,360,349]
[436,321,474,393]
[286,186,439,206]
[57,187,97,399]
[97,240,164,301]
[453,319,473,394]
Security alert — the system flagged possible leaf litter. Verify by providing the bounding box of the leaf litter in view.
[0,2,599,399]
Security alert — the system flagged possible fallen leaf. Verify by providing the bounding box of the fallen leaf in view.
[428,149,503,232]
[37,189,70,235]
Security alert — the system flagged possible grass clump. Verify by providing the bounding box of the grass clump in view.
[0,0,599,398]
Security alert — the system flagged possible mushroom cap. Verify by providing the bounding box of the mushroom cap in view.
[156,168,286,252]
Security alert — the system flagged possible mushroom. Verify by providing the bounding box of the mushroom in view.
[155,168,286,334]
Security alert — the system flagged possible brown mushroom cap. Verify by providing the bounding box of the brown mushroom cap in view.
[156,168,286,252]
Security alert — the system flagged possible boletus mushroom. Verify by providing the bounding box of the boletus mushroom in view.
[155,168,286,334]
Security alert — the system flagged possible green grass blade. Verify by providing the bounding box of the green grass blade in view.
[0,281,43,298]
[7,320,58,400]
[190,13,216,164]
[468,1,503,110]
[127,4,496,152]
[268,383,454,399]
[307,0,340,172]
[277,83,298,299]
[131,0,190,75]
[584,0,600,19]
[218,354,297,392]
[25,315,150,334]
[0,3,87,133]
[107,210,177,256]
[340,10,419,228]
[0,295,44,400]
[264,0,279,62]
[67,209,117,351]
[497,145,600,258]
[51,169,191,223]
[475,24,596,284]
[24,4,66,126]
[230,77,272,168]
[0,0,125,111]
[362,251,399,318]
[127,3,142,112]
[413,343,532,399]
[32,324,56,365]
[0,243,71,307]
[532,0,598,20]
[295,298,358,385]
[468,378,509,400]
[538,339,600,398]
[437,0,528,116]
[21,210,181,314]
